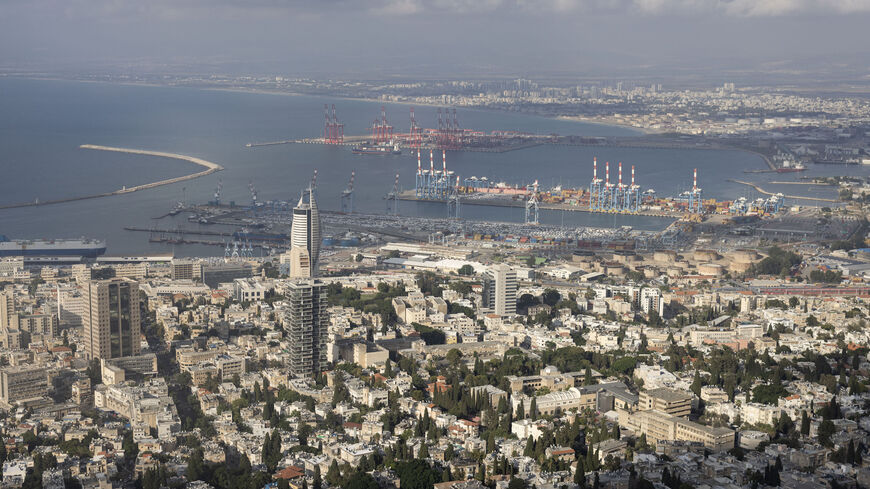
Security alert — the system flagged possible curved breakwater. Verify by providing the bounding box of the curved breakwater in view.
[0,145,223,210]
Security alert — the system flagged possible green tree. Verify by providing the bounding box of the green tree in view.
[690,371,702,398]
[574,460,586,488]
[800,410,810,436]
[507,478,528,489]
[313,465,322,489]
[542,289,561,307]
[344,473,380,489]
[326,460,342,486]
[186,450,205,481]
[817,419,835,447]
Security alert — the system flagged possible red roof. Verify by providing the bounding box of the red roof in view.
[274,466,305,480]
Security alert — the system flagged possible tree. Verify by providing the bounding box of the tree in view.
[574,460,587,488]
[326,460,342,486]
[344,473,380,489]
[800,410,810,436]
[818,419,835,447]
[752,383,788,405]
[419,443,429,459]
[507,478,528,489]
[690,370,702,398]
[122,430,139,462]
[542,289,561,307]
[313,465,322,489]
[529,397,538,420]
[186,450,205,481]
[444,444,454,462]
[458,265,475,276]
[394,460,440,489]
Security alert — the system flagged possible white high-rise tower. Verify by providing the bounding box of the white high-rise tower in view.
[290,187,322,277]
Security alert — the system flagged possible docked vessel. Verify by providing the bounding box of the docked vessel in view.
[352,143,401,155]
[776,161,806,173]
[0,236,107,257]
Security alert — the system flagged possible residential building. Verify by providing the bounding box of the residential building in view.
[285,279,328,377]
[0,365,48,406]
[482,264,517,316]
[83,278,141,360]
[639,387,693,417]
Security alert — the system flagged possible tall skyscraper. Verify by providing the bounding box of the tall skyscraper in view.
[483,264,518,316]
[83,278,141,360]
[290,187,321,277]
[284,279,328,377]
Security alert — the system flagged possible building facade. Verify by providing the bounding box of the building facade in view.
[482,264,517,316]
[639,387,693,418]
[284,279,329,377]
[0,366,48,406]
[290,188,322,276]
[83,278,141,360]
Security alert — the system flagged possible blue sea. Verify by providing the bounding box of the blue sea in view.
[0,78,851,256]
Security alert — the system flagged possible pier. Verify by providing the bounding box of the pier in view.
[0,145,223,211]
[728,180,838,203]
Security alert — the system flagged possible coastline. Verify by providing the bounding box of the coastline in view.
[2,74,644,135]
[0,145,223,211]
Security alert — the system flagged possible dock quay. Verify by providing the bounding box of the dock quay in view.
[728,179,838,203]
[396,192,678,219]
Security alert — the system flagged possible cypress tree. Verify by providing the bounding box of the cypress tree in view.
[313,465,322,489]
[574,460,586,488]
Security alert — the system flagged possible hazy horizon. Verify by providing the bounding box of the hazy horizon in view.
[2,0,870,83]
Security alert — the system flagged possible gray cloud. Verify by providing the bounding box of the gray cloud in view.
[5,0,870,19]
[1,0,868,77]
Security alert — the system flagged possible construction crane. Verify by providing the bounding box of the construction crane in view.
[525,180,539,225]
[248,181,258,209]
[341,170,355,214]
[409,107,422,152]
[211,180,223,206]
[386,173,400,215]
[447,174,461,219]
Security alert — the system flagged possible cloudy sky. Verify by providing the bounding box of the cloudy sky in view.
[2,0,869,81]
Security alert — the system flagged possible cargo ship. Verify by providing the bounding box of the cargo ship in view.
[352,143,401,155]
[776,162,806,173]
[0,236,107,257]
